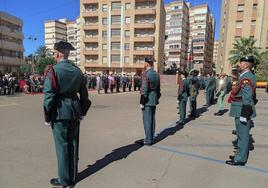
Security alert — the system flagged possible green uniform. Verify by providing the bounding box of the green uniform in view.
[43,60,91,186]
[216,77,227,111]
[205,75,216,106]
[229,71,256,163]
[140,68,161,144]
[177,78,189,124]
[189,75,199,117]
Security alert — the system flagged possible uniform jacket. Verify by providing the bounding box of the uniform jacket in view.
[229,71,256,118]
[43,60,91,122]
[178,78,189,101]
[140,68,161,106]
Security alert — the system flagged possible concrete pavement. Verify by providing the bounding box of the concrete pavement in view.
[0,85,268,188]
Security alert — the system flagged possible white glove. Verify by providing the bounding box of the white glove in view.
[140,104,145,109]
[240,117,247,123]
[79,116,84,121]
[44,121,51,127]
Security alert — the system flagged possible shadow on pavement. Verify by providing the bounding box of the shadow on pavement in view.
[77,143,143,182]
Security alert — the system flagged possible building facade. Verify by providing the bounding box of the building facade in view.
[213,40,218,68]
[80,0,166,74]
[217,0,268,74]
[0,11,24,74]
[165,0,189,71]
[188,4,215,74]
[44,19,68,51]
[66,18,81,66]
[45,18,81,66]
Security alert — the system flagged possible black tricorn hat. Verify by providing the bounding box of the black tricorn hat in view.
[145,57,154,64]
[54,41,75,51]
[240,56,255,64]
[178,70,189,77]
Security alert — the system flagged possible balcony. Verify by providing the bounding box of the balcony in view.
[82,0,98,4]
[0,26,24,39]
[1,40,24,52]
[83,24,98,30]
[135,8,156,15]
[83,49,99,55]
[169,48,181,53]
[0,56,23,66]
[133,50,154,56]
[83,11,98,17]
[83,36,99,43]
[134,23,155,29]
[134,35,154,42]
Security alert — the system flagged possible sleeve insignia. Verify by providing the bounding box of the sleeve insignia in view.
[243,80,249,84]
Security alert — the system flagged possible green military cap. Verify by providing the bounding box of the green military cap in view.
[240,56,255,64]
[54,41,75,51]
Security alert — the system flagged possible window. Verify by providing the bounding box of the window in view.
[102,31,107,37]
[102,18,107,25]
[102,4,108,12]
[251,20,256,26]
[111,29,121,37]
[102,44,107,50]
[125,43,129,50]
[112,2,121,10]
[125,3,131,10]
[124,56,129,63]
[237,4,244,12]
[125,30,130,38]
[102,56,107,63]
[236,21,243,28]
[111,42,120,50]
[253,3,258,10]
[111,15,121,24]
[111,55,120,62]
[125,17,131,24]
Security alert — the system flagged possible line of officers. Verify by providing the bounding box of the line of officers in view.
[84,73,142,94]
[176,69,233,125]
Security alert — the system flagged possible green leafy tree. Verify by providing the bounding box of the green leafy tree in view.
[35,57,55,75]
[256,51,268,81]
[19,64,32,74]
[35,45,52,58]
[228,37,263,67]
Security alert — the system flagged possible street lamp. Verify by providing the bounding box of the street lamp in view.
[28,36,37,94]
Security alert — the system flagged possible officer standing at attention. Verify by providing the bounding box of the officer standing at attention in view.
[139,57,161,145]
[176,71,189,125]
[226,55,257,166]
[188,70,200,118]
[43,41,91,187]
[214,73,227,116]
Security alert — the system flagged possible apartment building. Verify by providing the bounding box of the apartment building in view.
[66,17,81,66]
[44,18,68,50]
[217,0,268,74]
[165,0,189,70]
[213,40,218,67]
[0,11,24,74]
[45,18,80,66]
[188,4,215,74]
[80,0,166,74]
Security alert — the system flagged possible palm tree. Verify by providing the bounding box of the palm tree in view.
[228,37,263,67]
[35,45,52,58]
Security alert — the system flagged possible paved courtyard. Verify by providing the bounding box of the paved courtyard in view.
[0,85,268,188]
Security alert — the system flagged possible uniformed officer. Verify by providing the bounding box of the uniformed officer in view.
[205,72,216,106]
[176,71,189,125]
[214,73,227,116]
[43,41,91,187]
[226,55,257,166]
[188,69,200,117]
[139,57,161,145]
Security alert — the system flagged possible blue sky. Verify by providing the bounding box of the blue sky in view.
[0,0,221,56]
